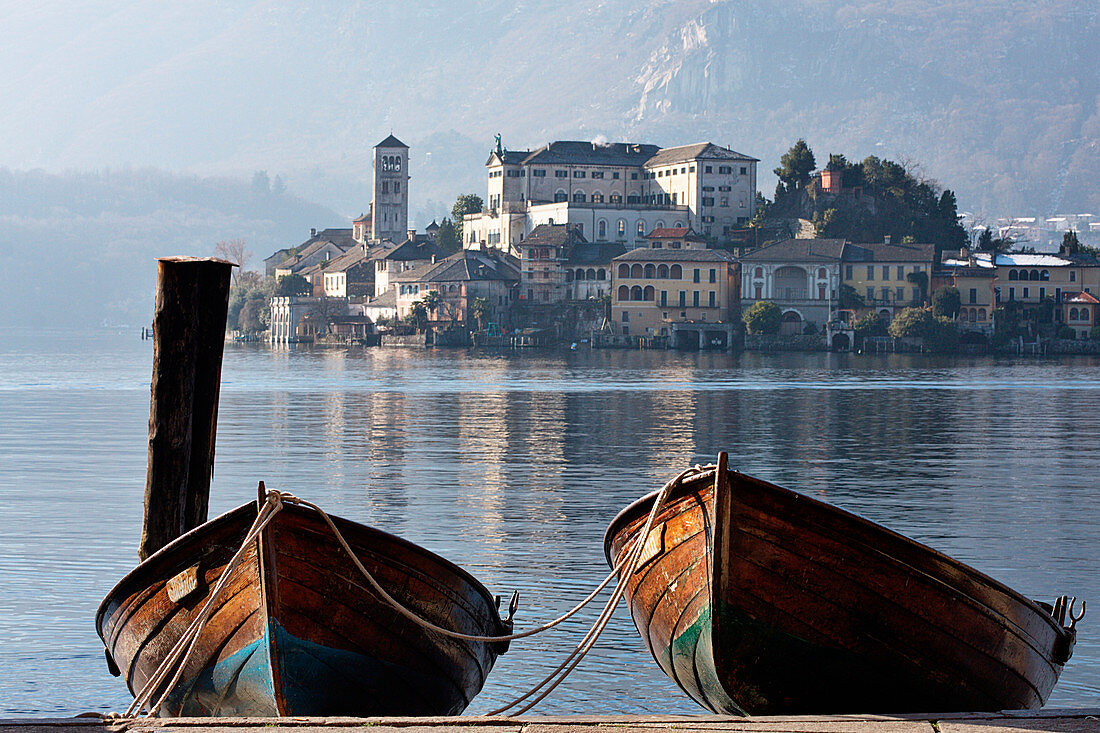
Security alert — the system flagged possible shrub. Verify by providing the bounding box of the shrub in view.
[743,301,782,335]
[1057,325,1077,340]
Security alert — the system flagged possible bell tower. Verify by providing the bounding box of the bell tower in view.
[372,135,409,243]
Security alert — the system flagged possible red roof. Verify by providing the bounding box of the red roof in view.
[647,227,698,239]
[1064,291,1100,304]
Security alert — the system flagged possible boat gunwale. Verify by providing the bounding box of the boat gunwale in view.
[97,500,506,640]
[602,466,1069,639]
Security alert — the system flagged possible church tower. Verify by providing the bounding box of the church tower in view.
[372,135,409,243]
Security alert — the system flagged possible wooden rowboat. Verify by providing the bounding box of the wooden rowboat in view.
[604,454,1079,715]
[98,490,513,717]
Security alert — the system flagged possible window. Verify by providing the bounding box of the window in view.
[896,266,904,280]
[845,264,853,280]
[1040,287,1046,300]
[621,326,629,335]
[621,311,629,322]
[631,173,638,180]
[708,291,716,307]
[507,169,521,177]
[867,287,875,300]
[709,269,716,283]
[705,165,712,173]
[679,291,686,306]
[867,266,875,280]
[637,221,646,236]
[660,291,667,306]
[1071,270,1077,282]
[574,171,586,178]
[381,181,389,193]
[881,287,891,301]
[721,197,729,207]
[644,264,656,278]
[670,265,682,279]
[618,284,629,299]
[592,193,604,203]
[719,166,731,174]
[1023,287,1030,298]
[610,193,622,204]
[896,286,905,301]
[740,166,747,174]
[613,172,620,179]
[693,269,701,283]
[882,266,890,280]
[533,169,546,177]
[693,291,700,307]
[596,220,606,239]
[555,170,568,178]
[618,219,626,237]
[591,171,604,179]
[554,190,567,203]
[395,182,402,193]
[702,197,715,207]
[1009,287,1015,300]
[572,192,586,202]
[631,264,643,278]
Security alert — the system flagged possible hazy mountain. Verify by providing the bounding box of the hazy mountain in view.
[2,0,1097,220]
[0,168,339,327]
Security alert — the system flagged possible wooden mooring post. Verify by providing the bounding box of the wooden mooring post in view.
[138,257,234,561]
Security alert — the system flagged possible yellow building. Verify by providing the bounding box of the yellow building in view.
[937,249,996,333]
[610,229,739,341]
[841,240,936,321]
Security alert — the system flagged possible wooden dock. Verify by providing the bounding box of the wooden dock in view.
[4,710,1098,733]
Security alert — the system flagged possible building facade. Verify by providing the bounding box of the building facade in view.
[464,139,758,256]
[371,135,409,244]
[842,240,937,321]
[739,238,846,334]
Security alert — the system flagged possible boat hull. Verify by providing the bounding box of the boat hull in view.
[98,501,509,716]
[605,459,1076,715]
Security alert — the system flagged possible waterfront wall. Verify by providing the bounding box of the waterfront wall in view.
[745,334,828,352]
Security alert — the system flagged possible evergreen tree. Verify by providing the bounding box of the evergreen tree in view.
[774,139,816,194]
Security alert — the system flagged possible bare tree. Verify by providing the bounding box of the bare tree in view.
[215,238,252,284]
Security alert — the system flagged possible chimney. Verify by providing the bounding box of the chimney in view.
[431,255,437,264]
[310,228,317,238]
[883,234,891,245]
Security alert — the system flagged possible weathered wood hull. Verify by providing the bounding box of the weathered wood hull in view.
[98,502,509,717]
[604,458,1076,715]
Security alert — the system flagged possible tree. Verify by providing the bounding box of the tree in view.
[906,270,929,305]
[838,284,865,310]
[470,297,490,330]
[238,298,266,332]
[215,238,252,284]
[422,289,443,320]
[853,311,887,340]
[743,301,782,335]
[931,285,961,319]
[888,307,933,338]
[451,194,484,244]
[271,174,286,196]
[774,139,816,196]
[275,273,311,297]
[976,228,994,252]
[408,300,429,333]
[251,170,270,195]
[436,217,461,252]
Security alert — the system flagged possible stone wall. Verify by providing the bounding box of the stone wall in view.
[744,334,828,351]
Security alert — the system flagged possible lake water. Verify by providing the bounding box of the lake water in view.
[1,328,1098,716]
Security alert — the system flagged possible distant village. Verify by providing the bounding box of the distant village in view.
[251,134,1100,354]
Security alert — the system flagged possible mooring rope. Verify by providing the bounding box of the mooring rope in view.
[116,462,713,718]
[124,491,288,717]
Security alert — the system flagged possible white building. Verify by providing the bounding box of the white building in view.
[464,140,758,257]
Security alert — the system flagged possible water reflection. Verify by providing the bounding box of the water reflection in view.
[0,331,1098,714]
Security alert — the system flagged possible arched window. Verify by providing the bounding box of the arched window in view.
[818,268,827,279]
[618,219,626,237]
[1084,310,1091,323]
[1041,270,1050,281]
[395,156,401,171]
[673,220,684,228]
[969,309,977,322]
[592,193,605,204]
[655,220,665,229]
[630,264,644,278]
[754,267,764,278]
[565,270,574,282]
[1008,270,1018,281]
[630,285,643,301]
[554,189,567,203]
[643,285,655,301]
[1071,308,1079,320]
[610,193,622,204]
[978,308,986,321]
[573,191,586,203]
[618,285,629,300]
[644,264,656,278]
[618,264,630,278]
[658,264,669,279]
[598,219,607,239]
[586,268,596,280]
[1030,269,1041,281]
[670,265,683,279]
[636,220,645,236]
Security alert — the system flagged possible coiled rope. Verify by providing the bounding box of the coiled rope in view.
[118,464,709,718]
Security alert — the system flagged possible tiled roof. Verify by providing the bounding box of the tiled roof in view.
[1064,291,1099,304]
[614,247,735,262]
[521,141,661,167]
[391,252,519,284]
[524,223,587,248]
[381,238,451,262]
[376,134,407,148]
[845,241,936,263]
[566,243,627,266]
[645,142,759,167]
[738,238,847,262]
[647,227,705,240]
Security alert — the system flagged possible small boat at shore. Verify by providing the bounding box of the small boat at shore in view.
[98,488,513,717]
[605,453,1081,715]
